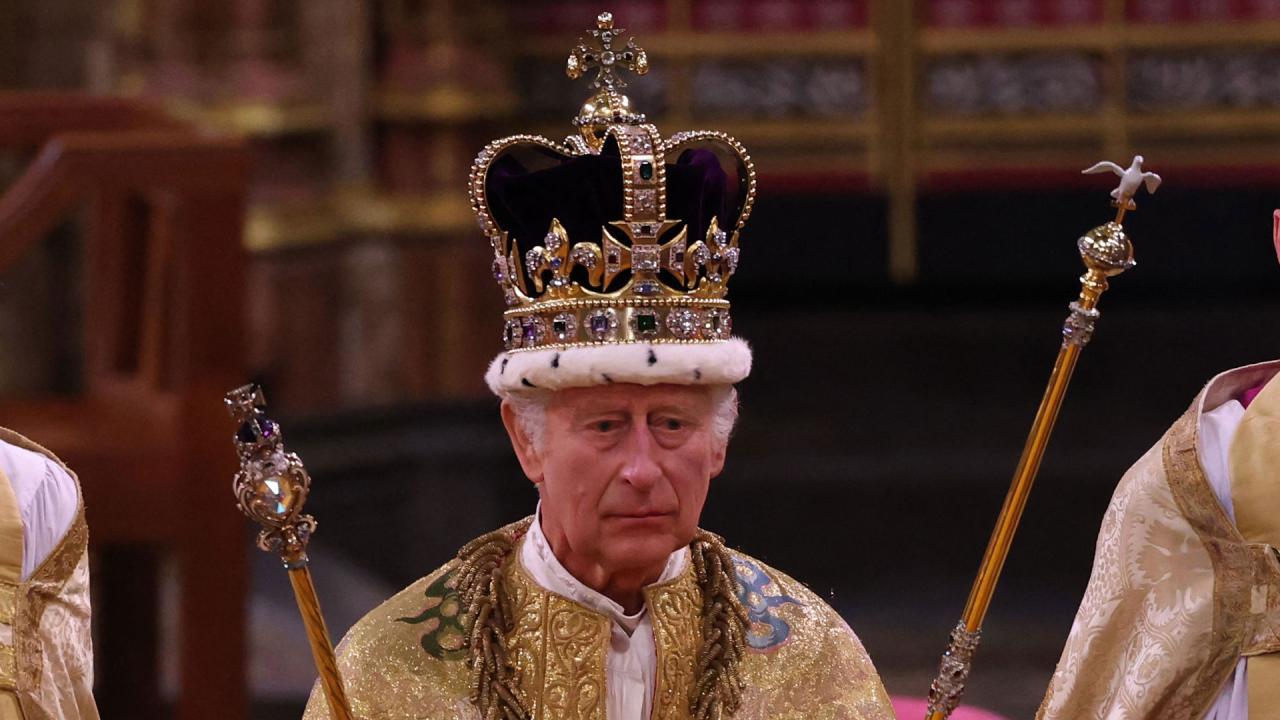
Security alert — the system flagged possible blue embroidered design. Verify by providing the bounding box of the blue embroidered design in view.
[731,556,801,651]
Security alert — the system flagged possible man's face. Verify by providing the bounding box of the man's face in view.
[505,383,728,577]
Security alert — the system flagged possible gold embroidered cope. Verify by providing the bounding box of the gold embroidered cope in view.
[302,522,893,720]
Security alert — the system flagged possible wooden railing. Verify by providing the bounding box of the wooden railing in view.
[0,93,250,720]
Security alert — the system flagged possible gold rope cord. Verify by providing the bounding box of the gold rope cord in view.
[690,529,750,720]
[453,522,750,720]
[455,520,533,720]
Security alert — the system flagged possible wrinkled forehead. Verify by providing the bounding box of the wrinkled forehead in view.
[549,382,715,415]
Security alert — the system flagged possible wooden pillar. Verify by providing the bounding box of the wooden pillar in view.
[316,0,372,184]
[875,0,919,284]
[1102,0,1130,161]
[171,191,249,720]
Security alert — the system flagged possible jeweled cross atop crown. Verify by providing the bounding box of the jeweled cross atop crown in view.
[567,12,649,90]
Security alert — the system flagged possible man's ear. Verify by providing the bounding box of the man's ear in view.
[501,400,545,485]
[709,437,728,480]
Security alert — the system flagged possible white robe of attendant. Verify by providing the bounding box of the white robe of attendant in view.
[0,429,97,720]
[521,508,687,720]
[0,440,78,580]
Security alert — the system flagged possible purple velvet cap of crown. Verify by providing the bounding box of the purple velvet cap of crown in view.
[485,137,733,254]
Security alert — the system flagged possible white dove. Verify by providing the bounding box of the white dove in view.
[1082,155,1161,210]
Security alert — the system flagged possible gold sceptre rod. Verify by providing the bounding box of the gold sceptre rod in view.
[224,384,355,720]
[924,157,1161,720]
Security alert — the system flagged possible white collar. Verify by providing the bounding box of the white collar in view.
[521,504,688,633]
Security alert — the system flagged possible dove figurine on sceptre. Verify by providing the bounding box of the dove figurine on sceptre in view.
[1082,155,1162,218]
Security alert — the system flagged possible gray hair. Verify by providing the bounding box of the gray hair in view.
[506,384,739,452]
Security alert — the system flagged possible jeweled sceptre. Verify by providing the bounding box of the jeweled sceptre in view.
[224,384,354,720]
[924,157,1161,720]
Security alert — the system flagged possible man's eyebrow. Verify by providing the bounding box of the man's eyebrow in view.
[569,404,629,420]
[647,402,702,416]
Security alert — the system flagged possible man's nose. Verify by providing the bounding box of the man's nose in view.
[620,425,663,490]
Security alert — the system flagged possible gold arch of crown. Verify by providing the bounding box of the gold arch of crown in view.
[468,13,757,353]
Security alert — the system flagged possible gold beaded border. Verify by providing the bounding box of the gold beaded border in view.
[503,296,729,316]
[469,133,573,243]
[665,130,757,230]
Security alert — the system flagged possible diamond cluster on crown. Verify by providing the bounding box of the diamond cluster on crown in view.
[467,15,756,353]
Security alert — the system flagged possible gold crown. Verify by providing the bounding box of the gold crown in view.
[469,12,756,353]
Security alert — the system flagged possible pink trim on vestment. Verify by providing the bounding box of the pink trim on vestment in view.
[1242,383,1267,409]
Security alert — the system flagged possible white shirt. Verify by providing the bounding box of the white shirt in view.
[520,507,688,720]
[1199,399,1249,720]
[0,438,79,580]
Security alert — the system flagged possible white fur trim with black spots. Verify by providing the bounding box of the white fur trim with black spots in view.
[485,338,752,396]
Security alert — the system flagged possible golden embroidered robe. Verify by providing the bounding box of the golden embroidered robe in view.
[0,429,97,720]
[1038,362,1280,720]
[302,520,894,720]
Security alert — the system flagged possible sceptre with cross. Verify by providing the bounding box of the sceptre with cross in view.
[224,385,354,720]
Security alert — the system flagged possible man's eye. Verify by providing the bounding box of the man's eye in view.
[594,421,617,433]
[660,419,684,431]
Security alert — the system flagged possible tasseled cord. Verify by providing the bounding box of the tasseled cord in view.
[455,520,533,720]
[691,529,751,720]
[453,520,750,720]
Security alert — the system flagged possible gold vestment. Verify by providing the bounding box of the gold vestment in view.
[1038,362,1280,719]
[0,428,97,720]
[303,519,894,720]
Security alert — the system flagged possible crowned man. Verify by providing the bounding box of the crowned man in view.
[303,12,893,720]
[1037,211,1280,719]
[0,428,98,720]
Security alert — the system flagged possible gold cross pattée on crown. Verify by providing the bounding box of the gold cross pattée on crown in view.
[566,12,649,90]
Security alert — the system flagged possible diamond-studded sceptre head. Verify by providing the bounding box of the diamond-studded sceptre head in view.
[469,12,757,356]
[223,384,317,567]
[225,383,282,459]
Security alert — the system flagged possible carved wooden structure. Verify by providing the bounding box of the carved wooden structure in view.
[0,93,250,720]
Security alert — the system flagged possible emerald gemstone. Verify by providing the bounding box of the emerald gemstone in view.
[639,161,653,180]
[635,312,658,334]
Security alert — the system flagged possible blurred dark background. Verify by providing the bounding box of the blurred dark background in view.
[2,1,1279,718]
